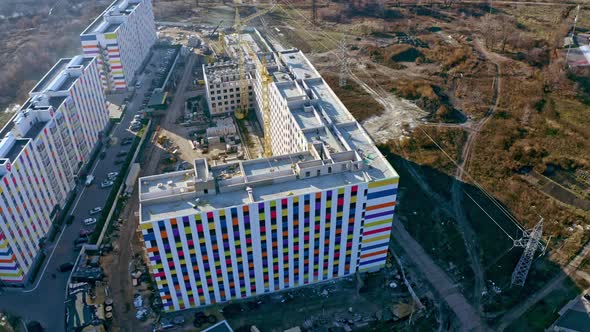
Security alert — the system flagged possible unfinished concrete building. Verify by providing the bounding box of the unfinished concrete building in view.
[138,30,399,311]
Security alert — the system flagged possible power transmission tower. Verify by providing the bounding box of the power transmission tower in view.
[339,35,348,88]
[511,217,546,287]
[312,0,318,25]
[566,5,580,65]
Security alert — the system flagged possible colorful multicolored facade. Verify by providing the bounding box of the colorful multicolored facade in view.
[80,0,156,92]
[139,35,399,311]
[0,56,109,284]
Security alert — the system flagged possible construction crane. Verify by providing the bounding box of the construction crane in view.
[209,20,224,38]
[220,3,276,120]
[244,43,273,157]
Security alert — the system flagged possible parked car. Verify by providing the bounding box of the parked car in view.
[121,138,133,145]
[116,150,128,157]
[107,172,119,180]
[114,158,125,165]
[99,151,106,159]
[74,237,88,245]
[89,207,102,215]
[84,217,97,225]
[58,262,74,272]
[66,214,75,225]
[101,180,114,188]
[79,228,94,237]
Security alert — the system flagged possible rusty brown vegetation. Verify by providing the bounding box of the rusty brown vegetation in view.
[0,0,107,113]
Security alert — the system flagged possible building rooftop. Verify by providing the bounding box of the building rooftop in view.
[142,30,398,222]
[81,0,142,35]
[279,51,320,80]
[31,59,70,93]
[49,96,68,109]
[104,23,120,33]
[4,139,30,161]
[140,166,367,223]
[0,56,93,167]
[24,121,48,140]
[31,56,93,94]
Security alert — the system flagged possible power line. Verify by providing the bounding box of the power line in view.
[279,0,524,234]
[464,190,514,241]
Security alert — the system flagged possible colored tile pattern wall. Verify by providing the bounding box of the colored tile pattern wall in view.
[141,182,378,312]
[358,177,399,271]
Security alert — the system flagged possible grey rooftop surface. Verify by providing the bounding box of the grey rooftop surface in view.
[31,59,70,93]
[81,0,141,35]
[140,31,398,223]
[140,168,368,223]
[4,139,30,162]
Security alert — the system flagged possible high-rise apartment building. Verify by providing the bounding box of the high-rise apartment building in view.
[139,34,398,312]
[80,0,157,92]
[0,56,109,284]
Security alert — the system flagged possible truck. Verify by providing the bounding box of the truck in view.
[85,175,95,186]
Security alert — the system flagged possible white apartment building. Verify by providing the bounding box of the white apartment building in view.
[80,0,157,92]
[0,56,109,284]
[139,32,399,311]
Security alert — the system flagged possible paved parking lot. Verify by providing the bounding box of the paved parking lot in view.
[0,49,169,332]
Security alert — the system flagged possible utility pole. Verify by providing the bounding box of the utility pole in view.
[511,217,546,287]
[312,0,318,25]
[339,34,348,88]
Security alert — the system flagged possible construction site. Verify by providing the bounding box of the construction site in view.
[74,1,590,332]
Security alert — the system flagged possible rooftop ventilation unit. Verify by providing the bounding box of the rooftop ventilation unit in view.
[157,183,164,188]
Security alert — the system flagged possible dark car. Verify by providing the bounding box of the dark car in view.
[99,151,106,159]
[74,237,88,245]
[116,150,128,157]
[114,158,125,165]
[121,138,133,145]
[58,262,74,272]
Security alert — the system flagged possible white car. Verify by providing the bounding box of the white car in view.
[107,172,119,180]
[101,180,114,188]
[84,175,95,186]
[83,218,97,226]
[89,207,103,215]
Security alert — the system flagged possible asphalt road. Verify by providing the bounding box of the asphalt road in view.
[0,50,168,331]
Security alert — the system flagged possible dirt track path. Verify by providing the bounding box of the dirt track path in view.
[449,39,503,313]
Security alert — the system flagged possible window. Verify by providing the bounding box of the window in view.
[305,171,310,177]
[328,167,332,174]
